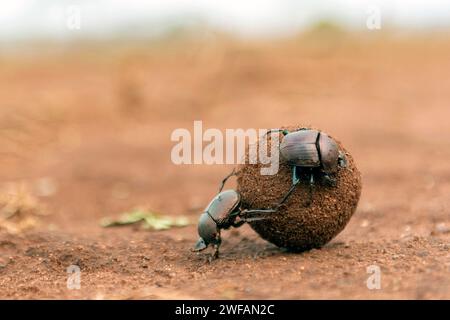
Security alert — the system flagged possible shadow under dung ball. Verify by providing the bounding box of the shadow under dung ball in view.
[236,126,362,251]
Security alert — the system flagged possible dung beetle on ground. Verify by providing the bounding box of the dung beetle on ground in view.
[192,170,281,259]
[266,128,347,206]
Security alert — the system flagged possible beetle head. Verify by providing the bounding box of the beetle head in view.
[192,212,220,252]
[193,237,207,251]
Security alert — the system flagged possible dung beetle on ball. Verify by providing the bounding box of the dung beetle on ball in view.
[192,170,284,259]
[266,128,347,206]
[192,128,348,258]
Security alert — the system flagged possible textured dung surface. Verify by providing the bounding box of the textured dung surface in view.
[237,126,362,251]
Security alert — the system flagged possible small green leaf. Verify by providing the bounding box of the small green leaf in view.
[101,209,190,231]
[173,216,190,227]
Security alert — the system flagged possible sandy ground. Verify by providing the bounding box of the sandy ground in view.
[0,33,449,299]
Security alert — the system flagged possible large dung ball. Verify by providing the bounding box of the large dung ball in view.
[237,126,362,251]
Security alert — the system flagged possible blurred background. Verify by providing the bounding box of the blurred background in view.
[0,1,449,299]
[2,0,450,43]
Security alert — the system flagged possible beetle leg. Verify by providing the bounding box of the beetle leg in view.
[321,174,337,187]
[272,166,301,209]
[238,208,278,223]
[262,129,290,138]
[338,151,347,168]
[292,165,300,185]
[218,168,237,193]
[231,216,246,228]
[241,216,270,222]
[276,182,298,208]
[212,234,222,259]
[306,170,315,206]
[240,206,286,222]
[240,208,278,215]
[212,245,220,259]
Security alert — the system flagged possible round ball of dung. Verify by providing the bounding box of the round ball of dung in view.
[236,126,362,251]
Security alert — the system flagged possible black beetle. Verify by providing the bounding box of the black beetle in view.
[267,128,347,205]
[192,170,278,259]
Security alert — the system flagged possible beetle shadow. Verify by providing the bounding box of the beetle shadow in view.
[189,238,347,264]
[189,231,351,263]
[214,237,350,261]
[217,236,292,260]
